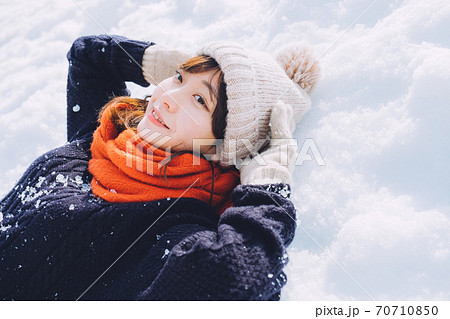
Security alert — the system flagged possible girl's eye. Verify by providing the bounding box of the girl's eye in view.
[195,95,207,108]
[175,71,182,82]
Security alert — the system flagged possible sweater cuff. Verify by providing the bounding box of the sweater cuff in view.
[113,39,154,87]
[141,45,193,85]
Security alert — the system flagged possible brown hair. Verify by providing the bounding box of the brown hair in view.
[102,55,228,140]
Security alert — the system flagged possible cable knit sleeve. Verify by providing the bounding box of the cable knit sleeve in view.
[66,35,154,142]
[138,183,296,301]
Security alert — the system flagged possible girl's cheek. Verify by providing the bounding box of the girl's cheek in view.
[152,86,164,97]
[153,80,172,96]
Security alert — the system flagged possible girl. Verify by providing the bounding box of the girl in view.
[0,35,318,300]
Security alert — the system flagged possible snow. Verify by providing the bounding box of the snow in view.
[161,248,170,259]
[1,0,450,300]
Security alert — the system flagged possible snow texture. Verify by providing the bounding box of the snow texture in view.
[1,0,450,300]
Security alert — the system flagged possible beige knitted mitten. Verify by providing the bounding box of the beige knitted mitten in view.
[142,45,192,86]
[239,101,297,185]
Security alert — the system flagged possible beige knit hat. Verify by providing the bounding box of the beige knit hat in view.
[197,42,320,166]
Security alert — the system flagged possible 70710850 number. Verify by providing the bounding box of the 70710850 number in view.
[376,306,438,316]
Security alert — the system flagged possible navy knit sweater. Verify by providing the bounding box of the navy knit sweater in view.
[0,35,296,301]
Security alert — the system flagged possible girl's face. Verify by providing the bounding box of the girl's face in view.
[137,69,219,153]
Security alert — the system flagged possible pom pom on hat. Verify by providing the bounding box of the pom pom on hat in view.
[274,44,320,94]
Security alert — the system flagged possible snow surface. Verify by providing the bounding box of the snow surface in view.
[1,0,450,300]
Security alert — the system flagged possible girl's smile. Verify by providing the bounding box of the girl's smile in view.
[148,108,169,129]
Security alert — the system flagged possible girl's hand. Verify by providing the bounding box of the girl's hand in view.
[239,101,297,185]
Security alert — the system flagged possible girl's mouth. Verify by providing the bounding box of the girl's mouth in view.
[148,109,169,129]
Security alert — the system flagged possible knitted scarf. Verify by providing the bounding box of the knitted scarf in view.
[89,102,240,214]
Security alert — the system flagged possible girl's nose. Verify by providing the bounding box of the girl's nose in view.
[160,90,180,113]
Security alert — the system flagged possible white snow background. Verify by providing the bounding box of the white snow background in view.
[1,0,449,300]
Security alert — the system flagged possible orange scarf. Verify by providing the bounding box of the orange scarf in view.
[89,102,240,214]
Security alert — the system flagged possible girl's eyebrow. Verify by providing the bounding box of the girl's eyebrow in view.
[201,80,217,108]
[180,69,217,108]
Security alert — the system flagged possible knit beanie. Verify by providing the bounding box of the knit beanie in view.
[197,42,320,166]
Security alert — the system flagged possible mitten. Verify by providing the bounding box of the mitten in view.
[142,44,192,85]
[239,101,297,185]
